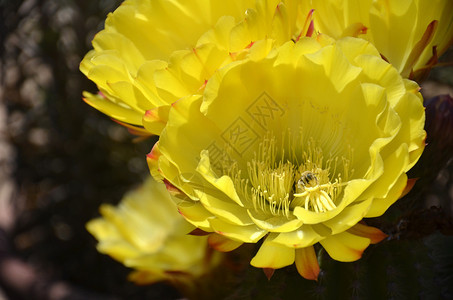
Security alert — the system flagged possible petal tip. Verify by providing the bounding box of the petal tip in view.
[263,268,275,281]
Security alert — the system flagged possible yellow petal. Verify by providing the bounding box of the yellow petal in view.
[268,225,323,248]
[142,105,171,135]
[360,143,409,200]
[305,42,363,93]
[250,238,295,269]
[322,199,373,235]
[177,201,214,232]
[365,173,408,218]
[209,218,266,243]
[247,210,303,233]
[83,92,143,125]
[320,231,370,262]
[197,191,253,226]
[196,150,245,207]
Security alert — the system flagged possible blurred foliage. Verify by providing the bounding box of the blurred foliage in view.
[1,0,453,299]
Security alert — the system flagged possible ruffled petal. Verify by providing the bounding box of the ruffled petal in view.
[209,218,266,243]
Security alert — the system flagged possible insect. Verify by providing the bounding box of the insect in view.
[297,171,318,190]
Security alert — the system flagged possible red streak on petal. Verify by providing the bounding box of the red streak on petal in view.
[296,9,315,42]
[245,41,255,49]
[380,53,390,63]
[263,268,275,281]
[163,178,183,195]
[306,20,315,37]
[146,142,160,161]
[177,207,184,217]
[111,119,151,137]
[143,110,157,122]
[360,26,368,35]
[189,228,210,236]
[402,20,438,78]
[198,79,208,92]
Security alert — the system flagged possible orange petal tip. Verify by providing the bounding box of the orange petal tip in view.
[399,178,418,199]
[163,178,183,196]
[207,234,243,252]
[295,247,320,281]
[348,223,388,244]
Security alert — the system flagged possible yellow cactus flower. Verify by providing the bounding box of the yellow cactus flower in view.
[86,177,219,285]
[80,0,318,135]
[302,0,453,79]
[148,36,425,280]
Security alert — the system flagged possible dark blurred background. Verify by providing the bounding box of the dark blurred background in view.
[0,0,177,299]
[0,0,452,299]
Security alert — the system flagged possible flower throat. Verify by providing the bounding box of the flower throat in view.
[231,134,352,217]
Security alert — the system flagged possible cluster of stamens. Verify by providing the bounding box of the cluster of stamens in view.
[231,134,351,217]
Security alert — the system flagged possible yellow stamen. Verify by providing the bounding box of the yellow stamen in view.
[230,133,352,217]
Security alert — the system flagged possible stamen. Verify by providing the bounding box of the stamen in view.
[227,133,352,217]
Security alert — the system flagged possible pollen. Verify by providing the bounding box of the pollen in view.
[233,133,351,217]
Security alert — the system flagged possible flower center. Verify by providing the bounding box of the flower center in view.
[232,134,351,217]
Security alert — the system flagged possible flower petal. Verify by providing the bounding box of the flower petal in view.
[247,210,303,233]
[142,105,171,135]
[250,238,295,269]
[365,173,408,218]
[268,225,323,248]
[347,223,387,244]
[178,201,214,232]
[209,218,266,243]
[320,231,370,262]
[322,198,373,235]
[295,246,320,281]
[197,191,253,226]
[208,233,243,252]
[83,92,143,125]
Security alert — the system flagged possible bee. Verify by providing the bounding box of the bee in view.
[297,171,318,190]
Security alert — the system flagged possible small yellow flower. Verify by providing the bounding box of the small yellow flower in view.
[149,36,425,280]
[302,0,453,79]
[86,177,218,285]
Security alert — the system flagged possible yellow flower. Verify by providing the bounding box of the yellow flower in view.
[148,36,425,280]
[302,0,453,79]
[86,177,218,285]
[80,0,317,135]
